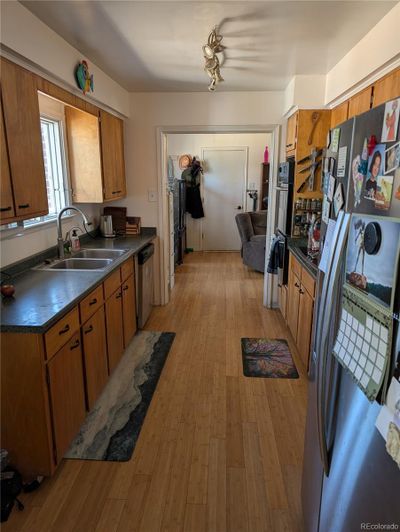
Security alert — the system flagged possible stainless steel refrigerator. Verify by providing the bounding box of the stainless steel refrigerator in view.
[302,101,400,532]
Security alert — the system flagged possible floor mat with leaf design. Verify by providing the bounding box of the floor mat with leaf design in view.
[241,338,299,379]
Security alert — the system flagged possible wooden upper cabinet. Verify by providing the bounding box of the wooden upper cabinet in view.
[0,58,48,219]
[100,110,126,201]
[296,286,314,370]
[296,109,331,163]
[0,95,15,222]
[330,101,349,128]
[348,86,372,119]
[65,107,103,203]
[373,68,400,107]
[286,112,298,155]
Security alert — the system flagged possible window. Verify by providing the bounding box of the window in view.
[1,113,70,232]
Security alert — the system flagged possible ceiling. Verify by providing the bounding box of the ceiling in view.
[20,1,396,92]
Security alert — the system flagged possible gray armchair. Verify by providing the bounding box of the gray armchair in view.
[235,211,267,273]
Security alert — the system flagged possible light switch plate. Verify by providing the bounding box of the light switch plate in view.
[148,190,157,202]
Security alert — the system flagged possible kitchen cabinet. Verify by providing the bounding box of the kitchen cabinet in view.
[372,67,400,107]
[122,274,137,347]
[286,253,316,370]
[0,95,15,222]
[279,284,288,322]
[286,112,298,157]
[65,106,103,203]
[65,107,127,203]
[296,285,314,368]
[100,110,126,201]
[47,333,86,462]
[105,287,125,374]
[0,58,48,220]
[348,86,372,119]
[1,254,140,477]
[330,101,349,128]
[287,268,300,341]
[82,306,109,409]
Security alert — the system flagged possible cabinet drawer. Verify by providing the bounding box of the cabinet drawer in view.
[289,253,302,279]
[80,285,104,323]
[301,268,315,298]
[120,257,134,282]
[45,307,80,360]
[104,268,121,299]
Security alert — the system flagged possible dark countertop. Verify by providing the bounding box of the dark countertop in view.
[287,238,318,279]
[1,229,156,333]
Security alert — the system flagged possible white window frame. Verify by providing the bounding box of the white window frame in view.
[0,100,72,236]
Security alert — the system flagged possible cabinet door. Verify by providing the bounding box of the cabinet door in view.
[122,274,137,347]
[0,95,15,222]
[348,86,372,118]
[373,68,400,108]
[105,288,124,374]
[1,59,48,218]
[296,287,314,370]
[287,269,300,342]
[82,306,109,410]
[286,112,297,154]
[100,110,126,201]
[279,284,288,322]
[65,107,103,203]
[47,333,86,462]
[330,101,349,128]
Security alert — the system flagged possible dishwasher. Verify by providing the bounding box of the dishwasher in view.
[138,243,154,328]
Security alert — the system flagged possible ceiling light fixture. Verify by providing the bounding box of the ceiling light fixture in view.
[203,26,225,92]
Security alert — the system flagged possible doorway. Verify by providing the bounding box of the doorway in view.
[158,126,280,306]
[202,146,248,251]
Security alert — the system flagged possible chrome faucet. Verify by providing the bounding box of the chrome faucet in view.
[57,206,89,259]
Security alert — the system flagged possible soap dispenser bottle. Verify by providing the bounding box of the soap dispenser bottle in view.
[71,229,81,252]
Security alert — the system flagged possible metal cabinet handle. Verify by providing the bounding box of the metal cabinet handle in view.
[294,282,300,288]
[84,325,94,335]
[299,288,305,294]
[70,339,80,350]
[59,324,70,335]
[112,190,122,195]
[18,203,30,209]
[0,206,12,212]
[123,285,129,291]
[89,298,97,306]
[116,291,122,299]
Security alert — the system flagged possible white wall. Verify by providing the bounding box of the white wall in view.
[167,132,271,250]
[283,75,327,116]
[325,2,400,105]
[0,1,130,116]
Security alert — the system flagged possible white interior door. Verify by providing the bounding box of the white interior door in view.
[202,147,247,251]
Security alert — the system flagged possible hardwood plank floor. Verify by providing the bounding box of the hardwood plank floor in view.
[4,252,308,532]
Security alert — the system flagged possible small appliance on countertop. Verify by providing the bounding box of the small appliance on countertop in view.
[99,215,115,238]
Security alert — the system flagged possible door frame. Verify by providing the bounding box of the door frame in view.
[157,124,281,306]
[200,145,249,252]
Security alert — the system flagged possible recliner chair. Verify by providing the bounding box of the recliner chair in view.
[235,211,267,273]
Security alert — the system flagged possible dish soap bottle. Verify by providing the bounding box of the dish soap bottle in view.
[71,229,81,252]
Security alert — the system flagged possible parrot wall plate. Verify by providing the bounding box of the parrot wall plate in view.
[75,60,94,95]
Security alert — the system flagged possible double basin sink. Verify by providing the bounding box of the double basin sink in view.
[37,248,128,272]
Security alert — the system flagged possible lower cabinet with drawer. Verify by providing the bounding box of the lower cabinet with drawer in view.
[286,252,316,370]
[0,255,138,478]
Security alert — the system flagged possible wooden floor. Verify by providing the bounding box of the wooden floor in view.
[4,252,308,532]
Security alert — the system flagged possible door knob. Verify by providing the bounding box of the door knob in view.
[237,206,242,210]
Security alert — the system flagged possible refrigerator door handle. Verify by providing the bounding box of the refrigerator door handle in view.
[317,212,350,476]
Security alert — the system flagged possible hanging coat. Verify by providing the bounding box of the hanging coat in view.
[182,158,205,219]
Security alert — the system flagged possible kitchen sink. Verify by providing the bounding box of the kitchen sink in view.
[39,258,113,271]
[73,248,127,259]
